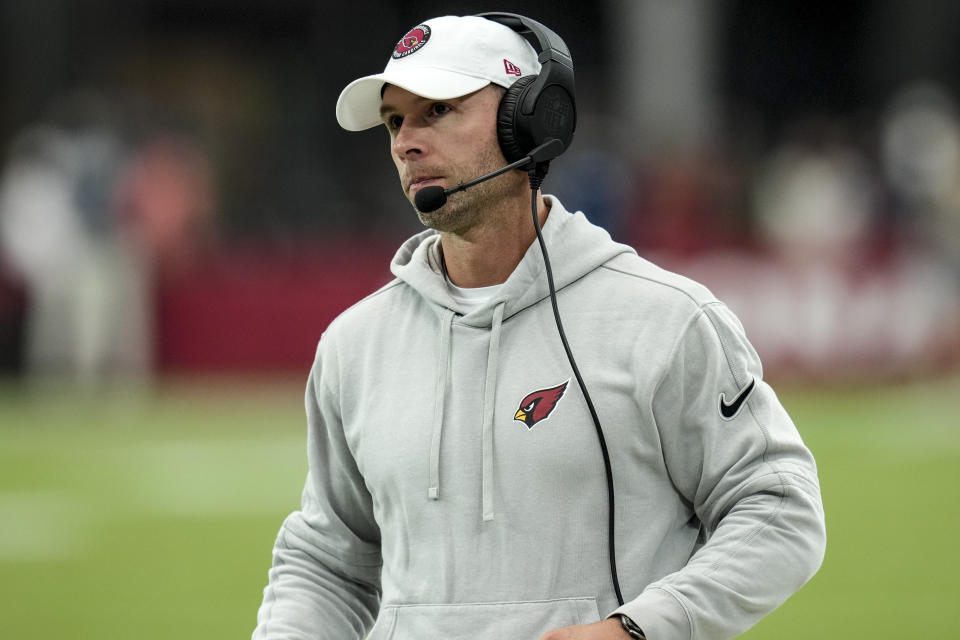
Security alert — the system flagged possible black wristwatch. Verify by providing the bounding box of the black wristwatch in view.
[617,614,647,639]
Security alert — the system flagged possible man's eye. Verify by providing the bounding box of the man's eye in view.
[430,103,451,116]
[386,115,403,131]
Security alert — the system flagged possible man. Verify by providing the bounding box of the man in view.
[253,14,825,640]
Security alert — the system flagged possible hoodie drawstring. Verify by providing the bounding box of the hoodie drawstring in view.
[427,308,455,500]
[481,301,505,521]
[427,302,505,522]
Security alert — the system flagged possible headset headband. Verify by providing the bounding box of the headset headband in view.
[478,12,575,118]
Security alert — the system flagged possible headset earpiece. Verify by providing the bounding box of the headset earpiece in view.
[478,12,577,163]
[497,76,538,163]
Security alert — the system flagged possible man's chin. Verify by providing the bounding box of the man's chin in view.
[416,200,473,235]
[416,206,449,231]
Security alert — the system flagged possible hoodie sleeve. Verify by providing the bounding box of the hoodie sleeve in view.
[253,337,382,640]
[614,301,826,640]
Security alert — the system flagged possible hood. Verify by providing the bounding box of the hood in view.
[390,196,635,324]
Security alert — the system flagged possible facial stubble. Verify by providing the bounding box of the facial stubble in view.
[412,144,523,235]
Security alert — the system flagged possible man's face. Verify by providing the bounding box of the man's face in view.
[380,84,522,234]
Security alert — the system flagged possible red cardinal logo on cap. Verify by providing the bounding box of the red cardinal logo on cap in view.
[514,381,569,429]
[393,25,431,58]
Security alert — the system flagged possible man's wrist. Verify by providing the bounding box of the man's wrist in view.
[616,613,647,639]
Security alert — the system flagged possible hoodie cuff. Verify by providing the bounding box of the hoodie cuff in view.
[609,587,692,640]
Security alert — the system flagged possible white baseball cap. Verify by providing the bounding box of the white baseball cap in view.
[335,15,541,131]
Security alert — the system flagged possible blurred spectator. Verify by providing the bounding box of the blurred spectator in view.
[547,147,630,236]
[114,133,217,277]
[679,115,960,379]
[0,92,216,385]
[546,111,632,235]
[881,81,960,276]
[0,257,27,373]
[622,145,749,257]
[752,119,878,267]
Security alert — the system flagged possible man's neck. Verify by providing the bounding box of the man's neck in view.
[440,192,550,288]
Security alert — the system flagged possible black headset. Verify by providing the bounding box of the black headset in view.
[480,13,626,609]
[477,12,578,164]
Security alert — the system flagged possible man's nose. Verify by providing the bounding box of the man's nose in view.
[392,121,426,160]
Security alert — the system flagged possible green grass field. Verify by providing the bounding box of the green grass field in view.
[1,374,958,639]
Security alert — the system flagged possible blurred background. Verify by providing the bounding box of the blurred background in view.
[0,0,957,638]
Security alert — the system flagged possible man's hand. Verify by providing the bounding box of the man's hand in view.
[538,617,631,640]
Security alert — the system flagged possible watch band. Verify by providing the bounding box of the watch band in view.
[618,614,647,639]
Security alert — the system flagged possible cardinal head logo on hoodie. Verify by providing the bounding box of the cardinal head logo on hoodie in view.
[514,381,569,429]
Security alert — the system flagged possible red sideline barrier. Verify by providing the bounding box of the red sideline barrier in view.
[156,241,397,372]
[156,241,959,379]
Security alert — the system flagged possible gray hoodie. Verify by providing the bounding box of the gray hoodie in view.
[253,197,826,640]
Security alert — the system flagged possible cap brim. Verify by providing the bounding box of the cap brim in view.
[335,67,492,131]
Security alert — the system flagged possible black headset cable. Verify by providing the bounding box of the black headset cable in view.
[527,165,625,607]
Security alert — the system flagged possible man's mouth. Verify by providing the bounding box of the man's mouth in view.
[408,176,443,193]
